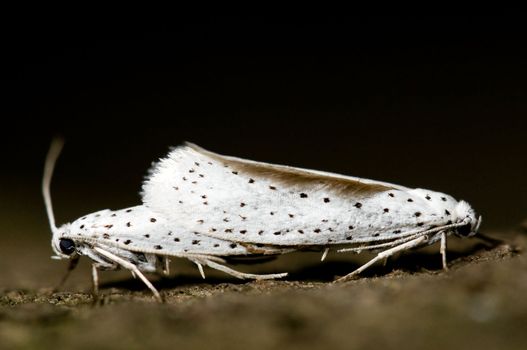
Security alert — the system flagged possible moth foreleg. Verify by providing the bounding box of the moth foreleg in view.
[93,247,163,302]
[335,235,428,283]
[53,256,79,292]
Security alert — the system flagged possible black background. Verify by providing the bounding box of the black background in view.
[1,15,526,233]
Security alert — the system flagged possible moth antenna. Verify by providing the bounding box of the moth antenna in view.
[42,137,65,234]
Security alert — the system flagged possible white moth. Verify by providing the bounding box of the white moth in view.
[43,140,482,301]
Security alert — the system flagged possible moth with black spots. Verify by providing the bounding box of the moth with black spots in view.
[43,140,482,302]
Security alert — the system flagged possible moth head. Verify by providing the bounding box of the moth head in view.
[50,223,78,259]
[453,200,481,237]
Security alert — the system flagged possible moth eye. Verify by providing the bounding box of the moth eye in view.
[455,223,472,236]
[59,238,76,255]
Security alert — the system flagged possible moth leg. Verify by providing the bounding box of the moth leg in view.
[198,259,288,280]
[335,235,428,283]
[440,231,448,271]
[93,247,162,302]
[195,261,206,279]
[163,257,171,276]
[321,248,330,262]
[92,264,99,296]
[53,256,80,292]
[156,256,170,276]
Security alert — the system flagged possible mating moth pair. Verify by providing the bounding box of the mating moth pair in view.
[43,141,482,301]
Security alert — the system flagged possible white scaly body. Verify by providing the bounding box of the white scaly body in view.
[143,144,474,247]
[45,142,481,302]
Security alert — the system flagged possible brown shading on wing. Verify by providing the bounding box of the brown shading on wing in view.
[185,143,394,198]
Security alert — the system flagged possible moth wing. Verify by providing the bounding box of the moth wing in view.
[65,205,275,258]
[141,144,448,246]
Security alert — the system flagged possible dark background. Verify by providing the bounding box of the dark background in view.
[1,15,526,240]
[1,16,526,350]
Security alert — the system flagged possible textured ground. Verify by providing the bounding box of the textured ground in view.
[0,229,525,350]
